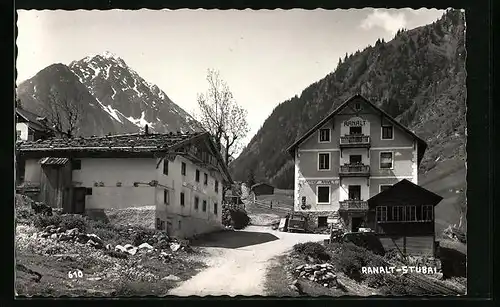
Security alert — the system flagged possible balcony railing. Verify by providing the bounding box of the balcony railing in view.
[339,135,370,147]
[339,200,369,211]
[339,164,370,177]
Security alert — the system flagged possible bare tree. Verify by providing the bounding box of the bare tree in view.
[41,88,84,138]
[196,69,249,165]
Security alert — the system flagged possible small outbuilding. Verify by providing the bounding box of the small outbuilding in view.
[366,179,443,256]
[250,182,275,196]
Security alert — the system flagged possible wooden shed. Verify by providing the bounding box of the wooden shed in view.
[38,157,74,212]
[250,183,275,196]
[366,179,443,257]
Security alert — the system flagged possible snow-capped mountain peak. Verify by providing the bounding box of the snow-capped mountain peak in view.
[68,52,200,134]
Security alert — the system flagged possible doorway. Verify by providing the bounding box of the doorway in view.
[349,126,362,135]
[348,185,361,200]
[351,217,363,232]
[349,155,362,165]
[72,187,86,214]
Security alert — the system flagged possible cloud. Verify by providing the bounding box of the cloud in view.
[360,9,407,35]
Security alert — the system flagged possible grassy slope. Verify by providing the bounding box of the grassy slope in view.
[419,159,466,236]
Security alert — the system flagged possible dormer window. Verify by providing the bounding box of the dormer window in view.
[319,128,331,143]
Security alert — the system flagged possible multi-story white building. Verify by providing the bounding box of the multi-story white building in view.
[17,131,232,239]
[287,94,428,233]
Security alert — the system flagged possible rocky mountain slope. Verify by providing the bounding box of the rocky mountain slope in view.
[230,9,466,233]
[17,52,200,137]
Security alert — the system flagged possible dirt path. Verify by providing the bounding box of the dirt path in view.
[168,226,329,296]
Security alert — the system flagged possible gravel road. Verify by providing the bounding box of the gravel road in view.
[168,226,329,296]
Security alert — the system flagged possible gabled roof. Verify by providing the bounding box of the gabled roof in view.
[17,131,233,183]
[286,94,428,166]
[368,179,443,208]
[16,108,55,134]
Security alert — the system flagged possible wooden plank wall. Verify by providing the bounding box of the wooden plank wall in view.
[379,235,435,256]
[40,164,72,209]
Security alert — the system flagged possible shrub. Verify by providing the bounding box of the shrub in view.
[222,205,250,230]
[60,214,87,232]
[33,214,63,230]
[328,242,385,282]
[293,242,331,261]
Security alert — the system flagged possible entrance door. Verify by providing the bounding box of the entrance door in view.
[351,217,363,232]
[349,155,362,165]
[349,126,362,135]
[348,185,361,200]
[72,187,86,214]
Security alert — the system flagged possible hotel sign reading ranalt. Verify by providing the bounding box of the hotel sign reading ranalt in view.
[343,117,366,127]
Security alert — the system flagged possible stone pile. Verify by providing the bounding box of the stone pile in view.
[294,263,338,288]
[38,225,104,249]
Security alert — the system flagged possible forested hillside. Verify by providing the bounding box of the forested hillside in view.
[230,9,466,233]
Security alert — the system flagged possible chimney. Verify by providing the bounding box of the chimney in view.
[144,124,149,135]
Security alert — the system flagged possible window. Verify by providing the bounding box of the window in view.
[392,206,403,221]
[405,206,417,221]
[215,180,219,193]
[376,206,388,222]
[214,202,218,215]
[317,186,330,204]
[423,205,433,221]
[180,192,185,206]
[85,188,92,195]
[181,162,186,176]
[380,185,392,193]
[195,169,200,182]
[318,216,328,227]
[16,130,21,140]
[164,189,169,205]
[163,160,169,175]
[202,200,207,212]
[382,126,394,140]
[350,126,362,135]
[380,152,393,169]
[194,196,199,210]
[348,185,361,200]
[204,173,208,185]
[319,128,331,142]
[71,160,82,170]
[318,153,330,170]
[354,103,361,110]
[349,155,362,165]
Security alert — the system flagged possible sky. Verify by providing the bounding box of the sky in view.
[16,8,445,157]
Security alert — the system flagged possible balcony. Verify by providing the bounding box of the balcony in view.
[339,164,370,177]
[339,200,369,212]
[339,135,370,148]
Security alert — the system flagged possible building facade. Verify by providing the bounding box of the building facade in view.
[17,131,232,239]
[287,94,428,233]
[16,108,56,141]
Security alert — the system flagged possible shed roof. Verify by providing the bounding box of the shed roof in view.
[39,157,69,166]
[368,179,443,208]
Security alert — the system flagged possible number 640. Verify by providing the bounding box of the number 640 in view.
[68,270,83,279]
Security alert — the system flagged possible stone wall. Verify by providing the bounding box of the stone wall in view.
[304,210,346,233]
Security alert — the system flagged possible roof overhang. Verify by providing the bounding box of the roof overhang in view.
[286,94,428,166]
[39,157,69,166]
[368,179,443,209]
